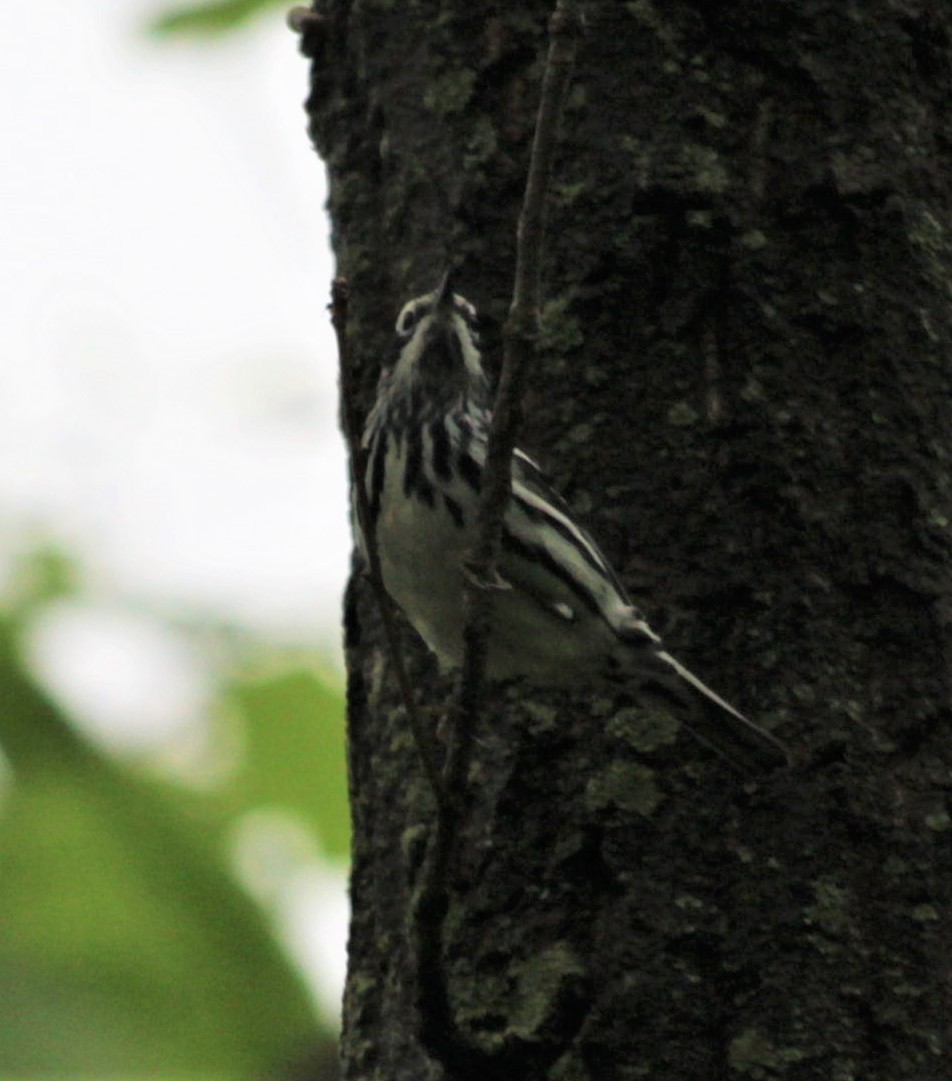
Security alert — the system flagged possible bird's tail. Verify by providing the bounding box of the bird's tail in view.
[640,649,790,772]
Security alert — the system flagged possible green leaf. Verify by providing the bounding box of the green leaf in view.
[4,544,81,619]
[150,0,287,37]
[221,664,350,859]
[0,627,322,1074]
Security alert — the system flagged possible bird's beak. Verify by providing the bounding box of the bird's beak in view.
[435,270,455,311]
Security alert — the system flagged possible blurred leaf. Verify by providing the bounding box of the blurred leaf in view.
[4,545,81,618]
[0,626,322,1075]
[150,0,288,36]
[222,665,350,859]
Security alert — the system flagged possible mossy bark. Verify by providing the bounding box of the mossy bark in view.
[301,2,952,1077]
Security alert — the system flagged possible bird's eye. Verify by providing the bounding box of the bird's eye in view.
[397,306,418,336]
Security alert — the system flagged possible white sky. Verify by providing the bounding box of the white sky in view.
[1,0,351,1028]
[1,0,349,652]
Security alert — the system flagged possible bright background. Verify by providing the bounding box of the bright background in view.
[0,0,350,1075]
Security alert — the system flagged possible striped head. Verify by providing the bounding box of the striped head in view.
[390,274,488,404]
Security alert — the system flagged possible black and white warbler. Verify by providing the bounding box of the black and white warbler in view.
[359,275,789,771]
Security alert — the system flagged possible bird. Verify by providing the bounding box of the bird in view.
[357,273,789,771]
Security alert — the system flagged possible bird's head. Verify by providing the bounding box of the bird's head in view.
[390,273,487,401]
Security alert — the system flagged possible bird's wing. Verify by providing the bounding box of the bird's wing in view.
[454,440,653,639]
[508,446,640,610]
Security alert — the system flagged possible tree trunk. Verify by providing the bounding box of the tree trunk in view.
[299,2,952,1077]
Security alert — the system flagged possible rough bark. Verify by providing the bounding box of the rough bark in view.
[300,2,952,1077]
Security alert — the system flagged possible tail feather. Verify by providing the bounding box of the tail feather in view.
[649,650,790,772]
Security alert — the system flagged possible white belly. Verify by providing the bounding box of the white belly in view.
[376,469,473,666]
